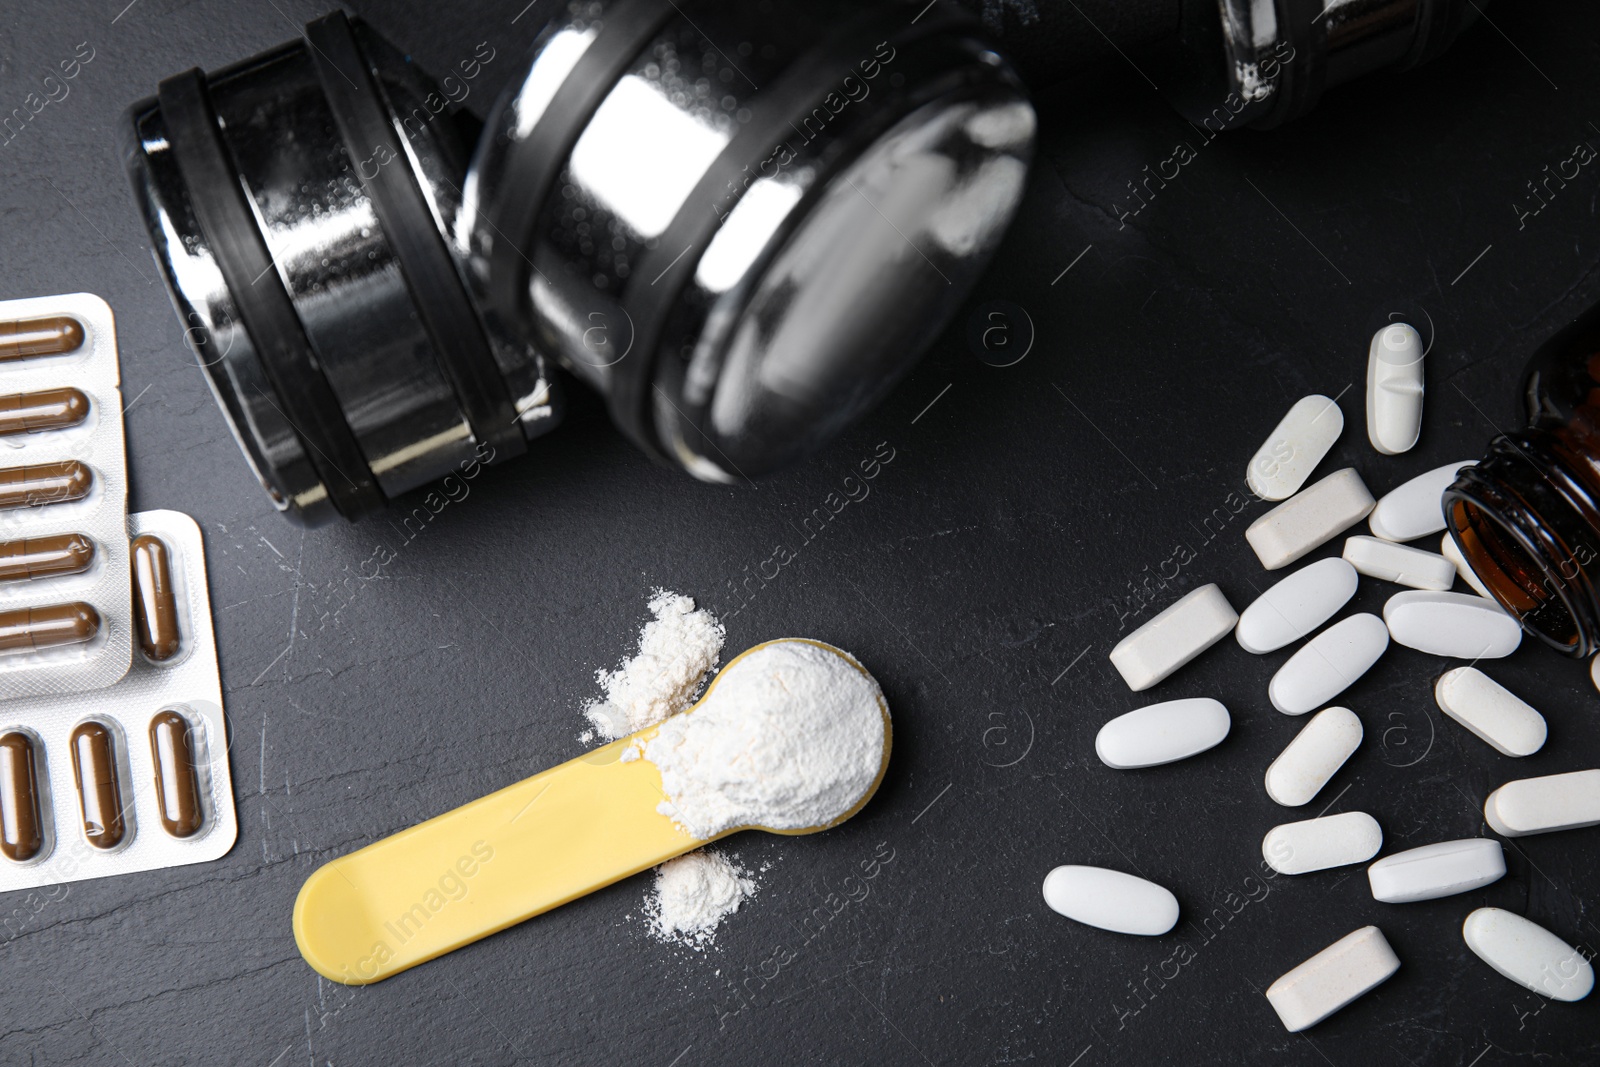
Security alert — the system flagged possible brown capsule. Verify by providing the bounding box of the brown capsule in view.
[0,533,95,582]
[0,601,100,655]
[0,387,90,436]
[0,460,92,510]
[70,721,124,850]
[0,316,85,361]
[0,731,44,862]
[131,534,181,661]
[149,710,203,838]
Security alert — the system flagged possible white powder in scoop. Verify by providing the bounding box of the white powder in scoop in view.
[644,850,756,949]
[583,606,882,948]
[583,590,725,741]
[634,640,888,840]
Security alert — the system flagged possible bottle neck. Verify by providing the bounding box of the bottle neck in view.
[1445,430,1600,657]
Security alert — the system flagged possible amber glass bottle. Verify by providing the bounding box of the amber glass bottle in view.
[1446,304,1600,656]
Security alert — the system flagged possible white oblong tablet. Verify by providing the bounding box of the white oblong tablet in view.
[1108,584,1238,692]
[1369,462,1473,541]
[1263,811,1383,875]
[1463,908,1595,1002]
[1367,323,1424,455]
[1484,769,1600,837]
[1236,558,1359,655]
[1265,706,1362,807]
[1265,926,1400,1032]
[1383,590,1521,659]
[1095,698,1231,769]
[1441,533,1494,598]
[1592,654,1600,694]
[1268,613,1389,715]
[1041,865,1179,936]
[1367,839,1505,903]
[1246,468,1376,571]
[1342,535,1456,591]
[1247,395,1344,501]
[1434,667,1546,757]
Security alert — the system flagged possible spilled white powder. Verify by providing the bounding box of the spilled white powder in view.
[632,640,888,841]
[581,590,741,945]
[583,590,724,741]
[644,850,756,950]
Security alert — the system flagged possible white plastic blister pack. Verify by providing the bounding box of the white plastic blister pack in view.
[0,510,236,891]
[0,293,132,699]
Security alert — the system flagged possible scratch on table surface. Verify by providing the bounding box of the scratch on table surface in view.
[249,644,293,687]
[283,528,307,679]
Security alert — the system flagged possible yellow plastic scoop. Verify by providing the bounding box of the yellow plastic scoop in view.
[293,638,890,985]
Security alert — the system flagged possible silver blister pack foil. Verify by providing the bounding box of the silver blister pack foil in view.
[0,510,236,891]
[0,293,132,698]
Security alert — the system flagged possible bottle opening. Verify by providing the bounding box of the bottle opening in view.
[1448,498,1582,653]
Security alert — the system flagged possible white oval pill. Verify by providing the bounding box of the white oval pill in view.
[1265,926,1400,1032]
[1484,769,1600,837]
[1434,667,1546,757]
[1441,533,1494,598]
[1367,323,1424,455]
[1246,468,1376,571]
[1268,613,1389,715]
[1342,535,1456,590]
[1383,590,1521,659]
[1095,698,1231,769]
[1247,395,1344,501]
[1041,865,1179,936]
[1463,908,1595,1002]
[1265,706,1362,807]
[1263,811,1383,874]
[1367,839,1505,903]
[1369,462,1473,541]
[1236,558,1359,655]
[1108,584,1237,692]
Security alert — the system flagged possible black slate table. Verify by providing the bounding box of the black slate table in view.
[2,2,1598,1064]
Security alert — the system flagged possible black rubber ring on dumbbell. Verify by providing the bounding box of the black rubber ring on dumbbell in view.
[157,68,383,520]
[305,12,527,464]
[612,1,975,459]
[485,0,678,334]
[1260,0,1326,128]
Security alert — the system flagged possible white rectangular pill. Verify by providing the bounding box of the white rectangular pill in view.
[1263,811,1383,874]
[1367,839,1505,903]
[1236,558,1359,654]
[1343,535,1456,590]
[1369,462,1472,541]
[1434,667,1546,757]
[1246,468,1376,570]
[1265,706,1362,807]
[1265,926,1401,1032]
[1484,769,1600,837]
[1463,908,1595,1002]
[1384,590,1521,659]
[1440,533,1494,598]
[1247,394,1344,501]
[1268,613,1389,715]
[1367,323,1424,455]
[1108,584,1237,692]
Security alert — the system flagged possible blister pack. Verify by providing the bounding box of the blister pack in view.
[0,293,132,699]
[0,510,236,891]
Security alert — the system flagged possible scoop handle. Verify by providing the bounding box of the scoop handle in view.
[292,734,700,984]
